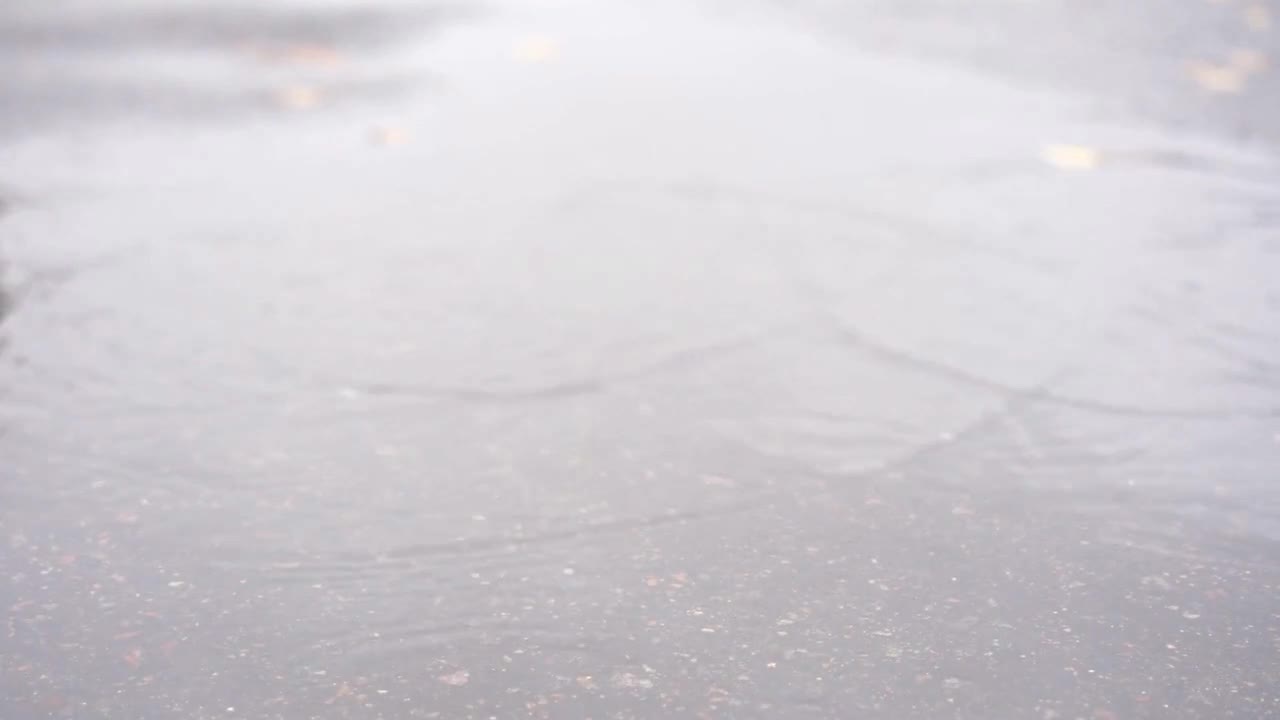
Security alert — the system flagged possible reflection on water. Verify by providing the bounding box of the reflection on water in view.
[0,0,469,137]
[0,263,8,327]
[2,0,1280,718]
[753,0,1280,143]
[0,193,10,331]
[0,278,8,334]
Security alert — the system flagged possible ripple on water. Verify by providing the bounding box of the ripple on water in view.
[3,0,1280,715]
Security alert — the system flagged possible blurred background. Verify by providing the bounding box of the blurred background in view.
[1,1,1279,718]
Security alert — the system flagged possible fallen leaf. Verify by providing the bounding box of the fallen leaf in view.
[369,126,410,146]
[437,669,470,686]
[1188,61,1247,93]
[1042,144,1101,170]
[1229,48,1268,73]
[1245,3,1272,31]
[274,85,322,110]
[325,681,355,704]
[278,44,344,66]
[513,36,560,63]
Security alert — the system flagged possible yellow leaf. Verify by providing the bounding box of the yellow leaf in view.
[278,44,344,67]
[1229,48,1267,73]
[1187,61,1247,93]
[246,42,344,67]
[513,36,560,63]
[1245,3,1272,31]
[1042,144,1101,171]
[274,85,321,110]
[369,126,410,146]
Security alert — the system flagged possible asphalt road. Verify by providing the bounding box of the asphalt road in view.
[2,1,1279,718]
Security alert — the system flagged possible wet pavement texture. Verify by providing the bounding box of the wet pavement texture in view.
[2,0,1280,718]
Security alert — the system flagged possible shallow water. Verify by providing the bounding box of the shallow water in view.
[2,0,1279,718]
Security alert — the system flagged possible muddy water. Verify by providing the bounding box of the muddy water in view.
[2,0,1279,718]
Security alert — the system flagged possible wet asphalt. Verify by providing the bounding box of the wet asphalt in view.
[2,1,1280,718]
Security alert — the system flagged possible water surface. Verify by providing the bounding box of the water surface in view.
[2,0,1279,718]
